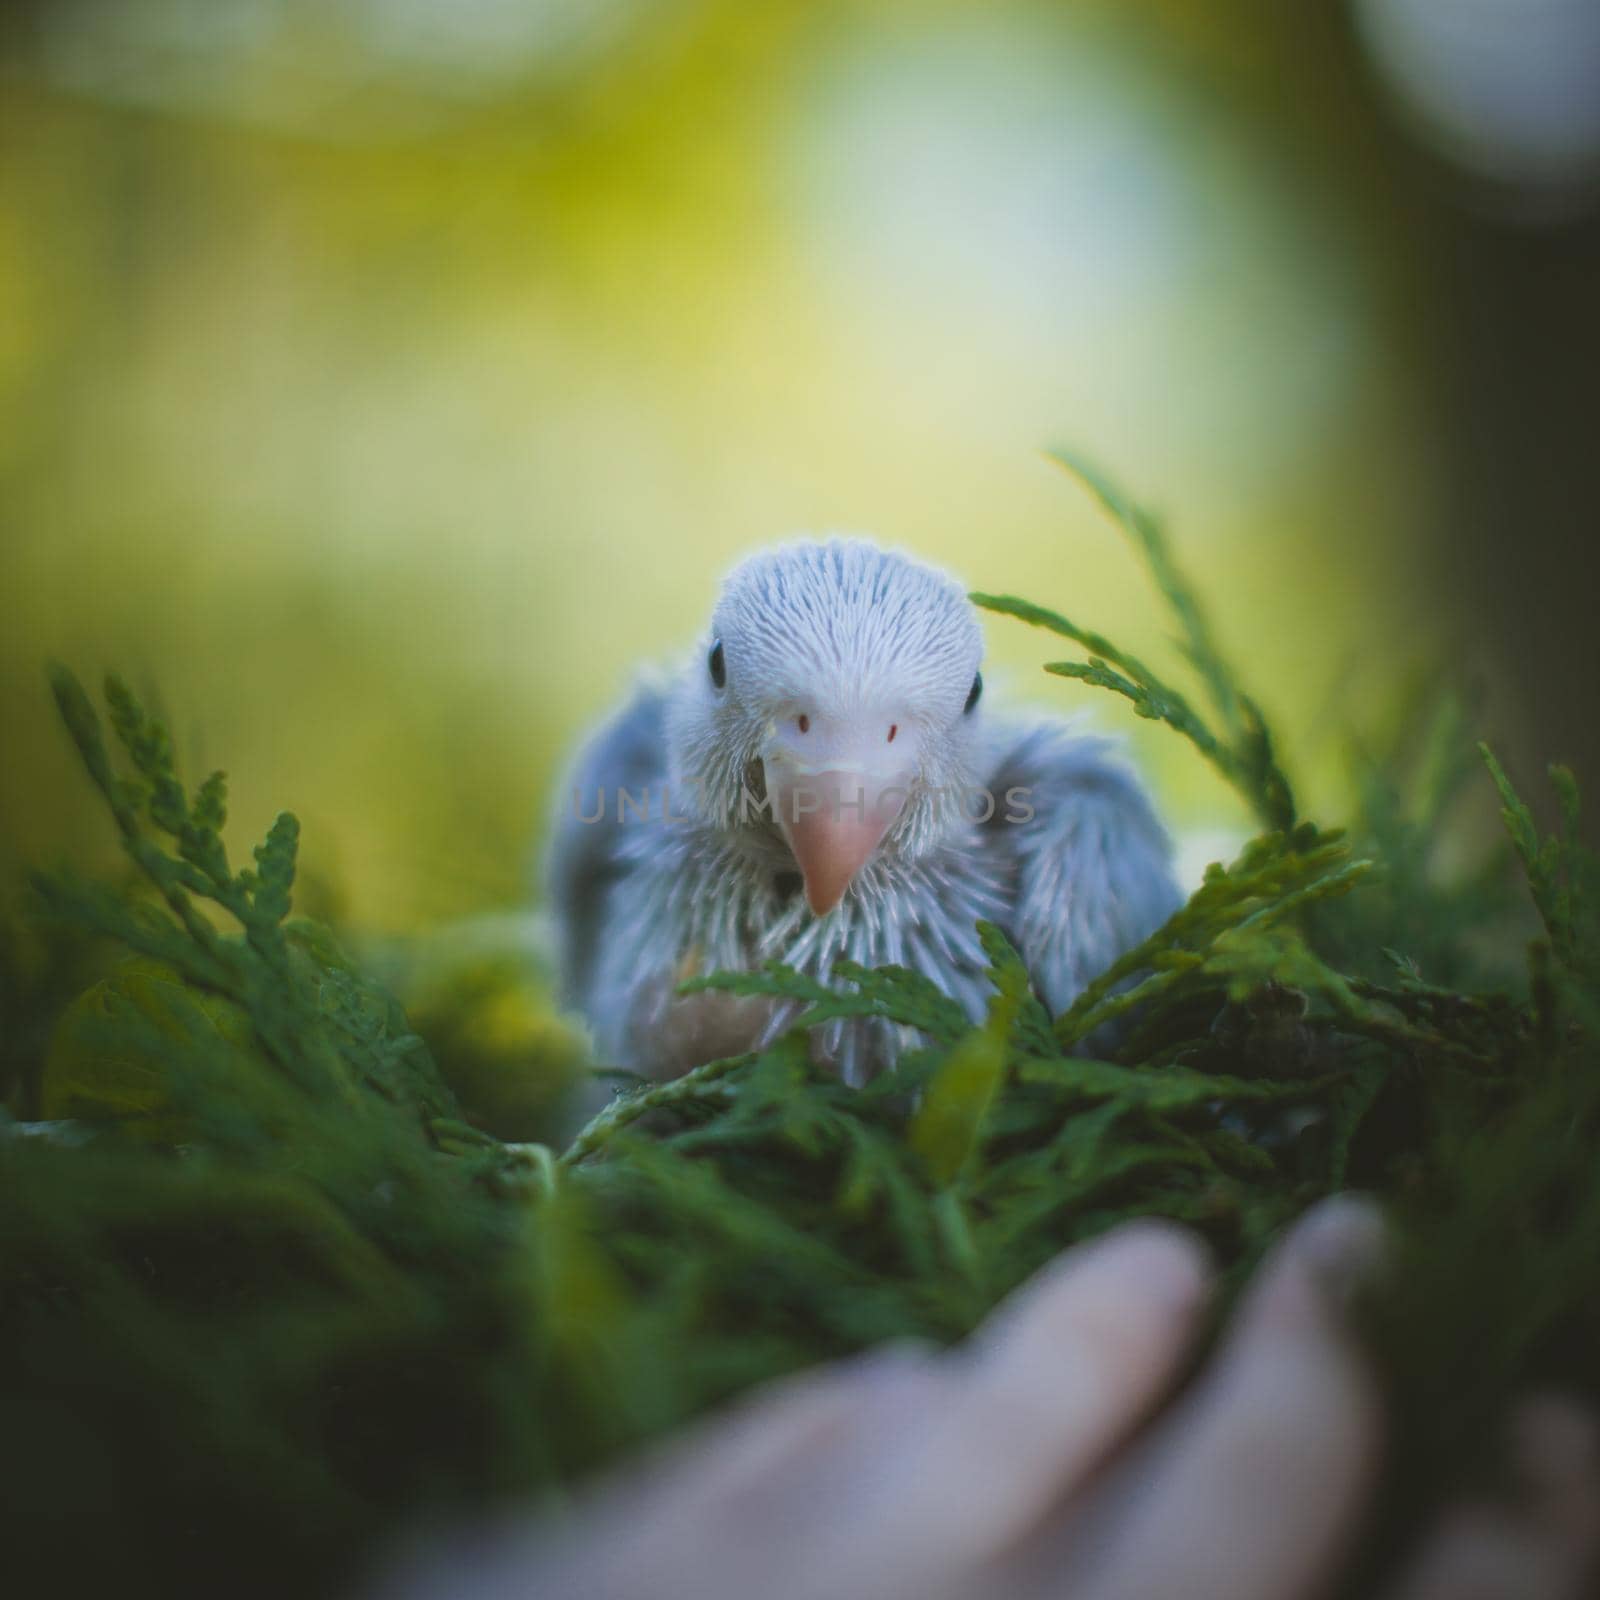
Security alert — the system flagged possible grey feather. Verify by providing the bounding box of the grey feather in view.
[988,719,1183,1016]
[545,678,669,1014]
[544,540,1181,1087]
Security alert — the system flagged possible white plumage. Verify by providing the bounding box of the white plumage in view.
[547,540,1180,1086]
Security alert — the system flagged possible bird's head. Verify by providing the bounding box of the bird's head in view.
[666,539,985,916]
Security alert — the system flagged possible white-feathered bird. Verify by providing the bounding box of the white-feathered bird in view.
[547,540,1180,1086]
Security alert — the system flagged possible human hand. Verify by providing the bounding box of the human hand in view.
[378,1198,1600,1600]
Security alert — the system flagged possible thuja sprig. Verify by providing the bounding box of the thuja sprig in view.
[1052,827,1369,1047]
[32,669,447,1116]
[1481,743,1594,987]
[974,453,1296,834]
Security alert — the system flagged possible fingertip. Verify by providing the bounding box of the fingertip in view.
[1246,1194,1388,1335]
[1291,1195,1387,1293]
[1077,1217,1215,1316]
[1507,1392,1600,1576]
[1511,1393,1600,1490]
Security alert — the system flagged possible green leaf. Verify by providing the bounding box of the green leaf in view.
[976,454,1298,832]
[910,984,1020,1185]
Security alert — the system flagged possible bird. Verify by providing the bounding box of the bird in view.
[546,539,1182,1087]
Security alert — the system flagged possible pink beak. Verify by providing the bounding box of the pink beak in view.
[766,766,907,916]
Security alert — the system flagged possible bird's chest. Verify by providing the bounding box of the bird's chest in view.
[602,825,1011,1084]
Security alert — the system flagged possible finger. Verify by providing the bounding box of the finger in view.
[390,1348,946,1600]
[1077,1195,1386,1600]
[643,1342,942,1514]
[1509,1395,1600,1556]
[603,1349,944,1599]
[1383,1397,1600,1600]
[830,1220,1212,1572]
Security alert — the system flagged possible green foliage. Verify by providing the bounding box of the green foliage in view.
[35,668,453,1123]
[1481,744,1596,986]
[972,451,1296,832]
[5,471,1600,1599]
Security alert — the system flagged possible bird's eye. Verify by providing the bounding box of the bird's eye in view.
[708,640,726,689]
[964,672,983,714]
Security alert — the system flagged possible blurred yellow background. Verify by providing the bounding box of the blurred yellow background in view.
[0,0,1516,932]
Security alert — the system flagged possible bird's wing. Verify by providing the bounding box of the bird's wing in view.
[542,678,670,1014]
[986,718,1183,1016]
